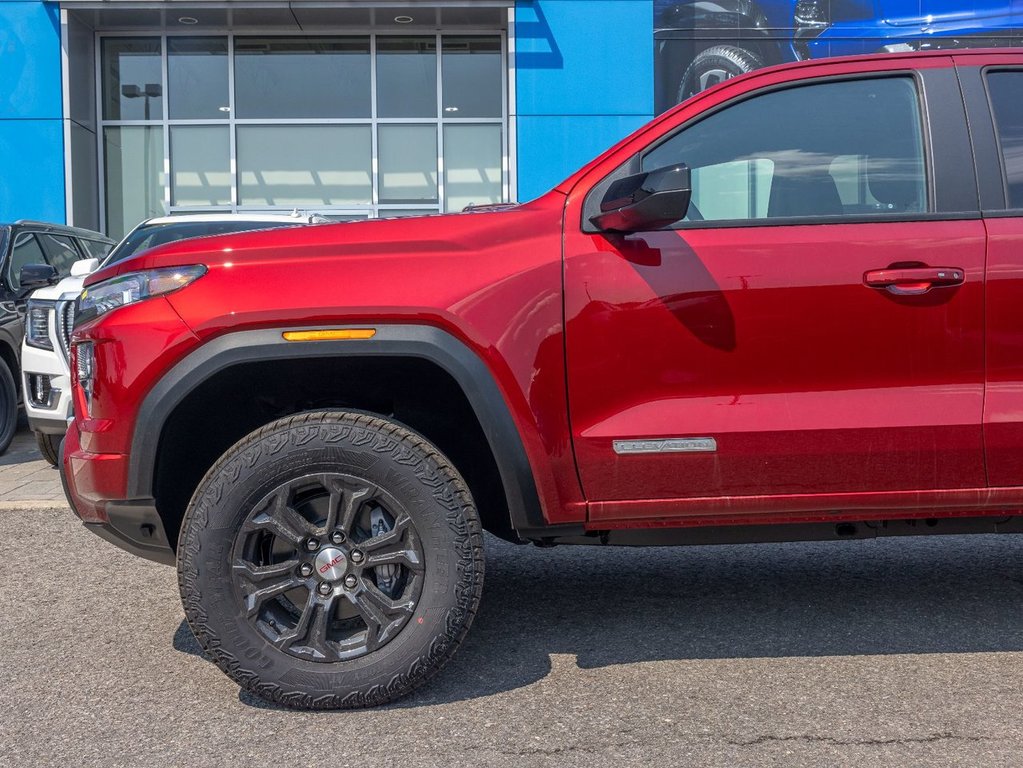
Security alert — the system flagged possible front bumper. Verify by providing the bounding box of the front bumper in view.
[61,419,175,565]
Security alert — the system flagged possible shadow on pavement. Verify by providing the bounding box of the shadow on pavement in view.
[170,533,1023,710]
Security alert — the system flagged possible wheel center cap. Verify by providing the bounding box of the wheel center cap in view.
[313,547,348,581]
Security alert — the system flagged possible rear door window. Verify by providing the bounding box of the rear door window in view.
[39,234,81,275]
[987,70,1023,209]
[80,239,113,260]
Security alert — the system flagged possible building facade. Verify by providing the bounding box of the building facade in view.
[2,0,1019,237]
[0,0,652,237]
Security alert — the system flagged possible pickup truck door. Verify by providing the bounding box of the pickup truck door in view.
[563,62,987,522]
[958,59,1023,488]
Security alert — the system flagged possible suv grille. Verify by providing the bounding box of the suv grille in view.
[56,300,75,362]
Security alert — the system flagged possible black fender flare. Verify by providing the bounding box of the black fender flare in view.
[127,324,547,535]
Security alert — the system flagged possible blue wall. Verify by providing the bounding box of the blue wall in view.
[0,0,65,224]
[514,0,653,200]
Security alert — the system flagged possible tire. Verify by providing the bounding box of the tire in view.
[36,431,60,466]
[677,45,765,103]
[0,359,18,455]
[177,410,485,709]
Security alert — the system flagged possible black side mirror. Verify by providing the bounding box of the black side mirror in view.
[18,263,59,298]
[589,164,691,233]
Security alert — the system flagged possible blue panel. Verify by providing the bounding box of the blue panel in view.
[515,0,653,116]
[0,2,62,119]
[0,119,66,222]
[517,114,649,200]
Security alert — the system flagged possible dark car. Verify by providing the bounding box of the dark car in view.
[0,221,113,452]
[655,0,1023,109]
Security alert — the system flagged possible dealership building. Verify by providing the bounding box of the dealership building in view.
[0,0,653,237]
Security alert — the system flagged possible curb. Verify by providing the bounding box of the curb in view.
[0,500,69,511]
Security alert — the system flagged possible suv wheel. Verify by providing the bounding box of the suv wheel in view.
[677,45,765,102]
[36,432,60,466]
[177,410,484,709]
[0,359,18,454]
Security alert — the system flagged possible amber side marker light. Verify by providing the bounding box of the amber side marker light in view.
[282,329,377,342]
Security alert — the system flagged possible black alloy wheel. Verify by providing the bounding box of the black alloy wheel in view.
[178,410,484,709]
[232,473,426,662]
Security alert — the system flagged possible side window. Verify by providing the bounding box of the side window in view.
[642,77,928,223]
[7,233,47,292]
[81,239,113,260]
[39,234,80,276]
[987,70,1023,209]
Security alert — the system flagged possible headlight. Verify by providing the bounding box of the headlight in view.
[26,300,54,350]
[794,0,830,35]
[75,266,207,327]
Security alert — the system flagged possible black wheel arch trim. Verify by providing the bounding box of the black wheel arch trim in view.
[128,324,548,537]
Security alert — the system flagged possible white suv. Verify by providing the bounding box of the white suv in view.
[22,212,328,464]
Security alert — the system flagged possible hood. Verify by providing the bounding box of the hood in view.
[84,194,566,287]
[27,273,87,302]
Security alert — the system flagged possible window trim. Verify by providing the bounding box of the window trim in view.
[583,70,940,233]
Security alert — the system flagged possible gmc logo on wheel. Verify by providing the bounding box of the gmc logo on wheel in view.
[319,554,345,573]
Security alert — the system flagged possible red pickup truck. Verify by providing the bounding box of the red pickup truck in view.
[62,49,1023,709]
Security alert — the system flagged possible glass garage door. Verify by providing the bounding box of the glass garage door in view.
[99,33,508,237]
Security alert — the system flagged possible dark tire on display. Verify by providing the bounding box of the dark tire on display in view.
[0,360,18,455]
[677,45,764,103]
[177,410,485,710]
[36,431,60,466]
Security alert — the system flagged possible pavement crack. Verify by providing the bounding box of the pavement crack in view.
[729,731,989,748]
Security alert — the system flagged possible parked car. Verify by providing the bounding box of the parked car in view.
[0,221,113,454]
[62,49,1023,709]
[654,0,1023,106]
[22,212,329,465]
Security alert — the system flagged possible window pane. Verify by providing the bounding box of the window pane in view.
[8,234,46,291]
[168,37,229,119]
[443,125,501,211]
[988,71,1023,209]
[104,126,166,239]
[234,37,370,118]
[642,77,926,222]
[377,38,437,118]
[378,125,438,204]
[171,126,231,206]
[81,240,113,259]
[442,37,502,118]
[39,235,80,275]
[237,125,372,205]
[102,38,163,120]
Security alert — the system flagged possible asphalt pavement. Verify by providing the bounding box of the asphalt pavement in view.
[1,423,1022,767]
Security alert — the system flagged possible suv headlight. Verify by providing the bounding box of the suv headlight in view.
[76,266,207,327]
[26,299,54,350]
[794,0,830,36]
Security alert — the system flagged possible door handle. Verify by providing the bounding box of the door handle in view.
[863,267,965,296]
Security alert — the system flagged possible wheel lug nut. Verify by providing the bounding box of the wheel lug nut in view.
[344,575,358,589]
[350,550,364,564]
[330,530,346,545]
[305,538,319,552]
[317,582,333,596]
[298,563,313,577]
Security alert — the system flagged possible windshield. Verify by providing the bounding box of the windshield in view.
[101,220,300,268]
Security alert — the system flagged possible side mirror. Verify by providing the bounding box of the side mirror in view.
[70,258,100,278]
[589,164,691,233]
[18,263,59,298]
